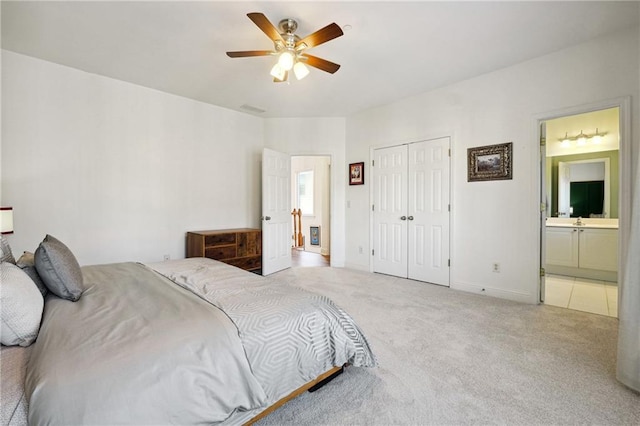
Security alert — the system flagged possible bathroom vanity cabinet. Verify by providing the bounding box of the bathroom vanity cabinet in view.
[546,225,618,281]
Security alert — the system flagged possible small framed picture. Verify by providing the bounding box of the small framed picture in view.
[349,162,365,185]
[468,142,513,182]
[310,226,320,245]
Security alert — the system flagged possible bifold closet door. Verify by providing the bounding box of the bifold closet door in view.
[372,145,408,278]
[373,138,450,286]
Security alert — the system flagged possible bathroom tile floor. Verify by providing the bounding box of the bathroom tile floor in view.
[545,274,617,317]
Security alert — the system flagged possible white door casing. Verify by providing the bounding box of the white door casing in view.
[372,145,408,277]
[262,148,291,275]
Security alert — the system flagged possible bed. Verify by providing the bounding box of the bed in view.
[0,235,376,425]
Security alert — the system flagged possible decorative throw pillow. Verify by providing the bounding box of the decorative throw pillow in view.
[0,262,44,346]
[17,252,48,297]
[0,236,16,264]
[34,235,83,301]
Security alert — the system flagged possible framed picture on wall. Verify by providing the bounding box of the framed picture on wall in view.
[349,162,365,185]
[310,226,320,246]
[467,142,513,182]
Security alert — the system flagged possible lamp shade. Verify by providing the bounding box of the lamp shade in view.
[0,207,14,234]
[277,51,295,71]
[293,62,310,80]
[270,64,286,81]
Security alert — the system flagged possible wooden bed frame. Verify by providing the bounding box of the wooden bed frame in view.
[244,365,344,425]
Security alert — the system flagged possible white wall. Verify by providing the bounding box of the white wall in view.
[264,117,346,266]
[346,27,639,303]
[1,51,263,265]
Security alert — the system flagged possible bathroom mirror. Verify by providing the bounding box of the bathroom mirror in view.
[547,151,619,219]
[544,107,620,219]
[557,158,609,218]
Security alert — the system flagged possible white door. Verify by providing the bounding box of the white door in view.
[262,148,291,275]
[373,145,408,277]
[373,139,450,286]
[407,138,450,286]
[540,122,547,302]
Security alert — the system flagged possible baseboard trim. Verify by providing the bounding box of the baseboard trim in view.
[451,281,536,304]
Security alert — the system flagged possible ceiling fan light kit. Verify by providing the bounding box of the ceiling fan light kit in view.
[226,12,343,83]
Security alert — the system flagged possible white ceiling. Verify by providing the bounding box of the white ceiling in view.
[2,1,638,118]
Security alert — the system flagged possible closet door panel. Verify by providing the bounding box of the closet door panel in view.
[408,138,450,286]
[373,145,408,277]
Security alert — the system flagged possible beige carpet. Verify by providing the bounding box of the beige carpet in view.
[256,267,640,425]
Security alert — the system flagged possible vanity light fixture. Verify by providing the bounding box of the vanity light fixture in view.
[558,128,607,147]
[591,128,603,144]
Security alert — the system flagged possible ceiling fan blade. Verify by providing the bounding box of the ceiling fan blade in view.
[301,54,341,74]
[226,50,273,58]
[273,71,289,83]
[296,23,343,50]
[247,12,284,43]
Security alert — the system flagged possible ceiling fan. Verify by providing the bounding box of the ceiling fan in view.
[226,12,344,82]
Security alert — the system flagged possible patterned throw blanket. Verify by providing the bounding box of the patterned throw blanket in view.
[148,258,377,406]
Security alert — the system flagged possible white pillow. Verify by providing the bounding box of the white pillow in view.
[0,262,44,346]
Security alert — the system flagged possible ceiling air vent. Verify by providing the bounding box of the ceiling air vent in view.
[240,104,266,114]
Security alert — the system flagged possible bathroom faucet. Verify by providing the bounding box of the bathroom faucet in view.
[574,216,583,226]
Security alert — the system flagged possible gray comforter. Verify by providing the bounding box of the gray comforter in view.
[26,259,376,425]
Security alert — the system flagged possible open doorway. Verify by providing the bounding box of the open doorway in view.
[542,106,621,317]
[291,155,331,267]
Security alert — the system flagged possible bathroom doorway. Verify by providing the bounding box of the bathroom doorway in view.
[540,104,626,318]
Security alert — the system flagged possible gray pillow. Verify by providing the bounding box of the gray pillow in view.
[0,236,16,264]
[0,262,44,346]
[34,235,83,301]
[17,252,48,297]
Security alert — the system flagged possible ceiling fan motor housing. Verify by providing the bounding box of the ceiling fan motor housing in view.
[278,18,301,51]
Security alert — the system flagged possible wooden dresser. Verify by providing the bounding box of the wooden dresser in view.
[186,228,262,273]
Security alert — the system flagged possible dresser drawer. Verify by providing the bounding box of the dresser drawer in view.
[225,255,261,271]
[205,245,237,260]
[205,233,236,246]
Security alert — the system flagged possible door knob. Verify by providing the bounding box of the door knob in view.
[265,216,271,221]
[408,216,414,220]
[400,216,407,220]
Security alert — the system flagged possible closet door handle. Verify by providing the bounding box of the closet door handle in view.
[400,216,407,221]
[264,216,271,221]
[408,216,414,220]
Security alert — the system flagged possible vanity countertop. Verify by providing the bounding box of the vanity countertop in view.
[545,218,619,229]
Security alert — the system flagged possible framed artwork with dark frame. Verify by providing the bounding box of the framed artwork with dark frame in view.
[467,142,513,182]
[349,162,365,185]
[310,226,320,246]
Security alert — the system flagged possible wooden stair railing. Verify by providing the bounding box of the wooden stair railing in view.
[291,208,303,247]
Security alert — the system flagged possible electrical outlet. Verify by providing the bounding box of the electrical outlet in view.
[492,263,500,273]
[164,254,170,261]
